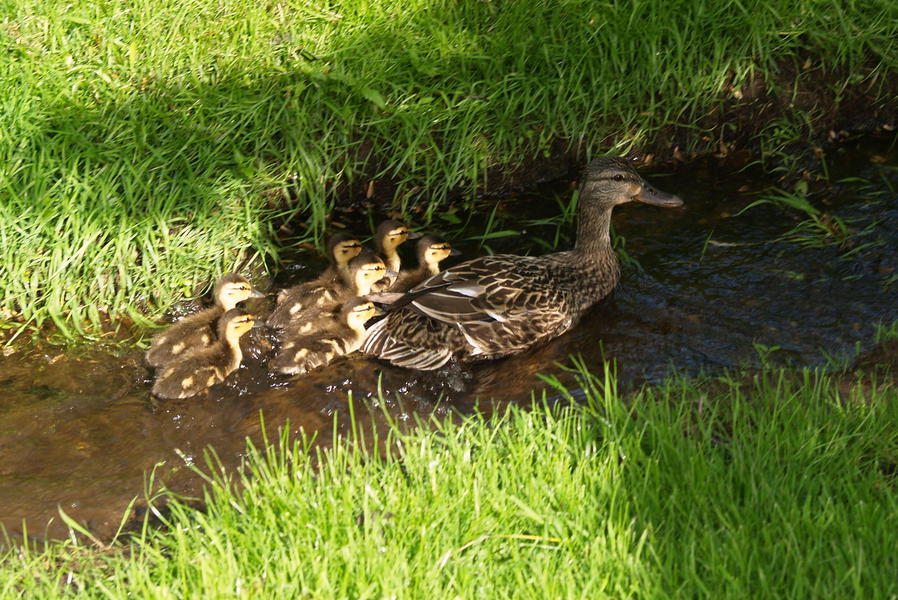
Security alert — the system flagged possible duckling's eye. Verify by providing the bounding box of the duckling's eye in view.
[613,174,624,182]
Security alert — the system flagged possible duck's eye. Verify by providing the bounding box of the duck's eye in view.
[613,174,624,182]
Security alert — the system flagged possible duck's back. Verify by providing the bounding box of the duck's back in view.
[363,252,613,369]
[145,306,221,367]
[267,277,346,328]
[270,318,363,375]
[151,341,239,399]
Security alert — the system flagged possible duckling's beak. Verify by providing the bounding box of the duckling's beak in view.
[251,319,267,329]
[407,230,424,239]
[385,269,400,278]
[632,183,683,208]
[449,248,462,257]
[249,289,266,299]
[371,305,386,317]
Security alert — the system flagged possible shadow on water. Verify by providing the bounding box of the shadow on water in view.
[2,138,897,541]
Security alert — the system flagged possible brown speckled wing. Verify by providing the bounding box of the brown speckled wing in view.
[363,255,575,368]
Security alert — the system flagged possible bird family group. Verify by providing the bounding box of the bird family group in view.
[147,158,683,399]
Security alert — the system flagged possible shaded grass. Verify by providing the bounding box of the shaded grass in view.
[2,0,897,337]
[3,364,898,597]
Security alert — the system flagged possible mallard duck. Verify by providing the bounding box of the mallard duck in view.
[146,273,264,367]
[374,219,411,272]
[390,235,457,293]
[274,232,363,306]
[362,157,683,370]
[371,219,411,292]
[151,308,258,399]
[270,297,378,375]
[266,250,388,328]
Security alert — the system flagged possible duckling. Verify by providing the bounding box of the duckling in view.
[151,308,258,399]
[371,219,411,292]
[146,273,264,368]
[390,235,457,293]
[270,298,378,375]
[274,232,362,305]
[267,250,388,329]
[363,157,683,370]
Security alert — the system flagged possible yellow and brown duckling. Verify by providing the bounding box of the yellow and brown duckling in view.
[151,308,258,399]
[362,157,683,370]
[390,235,457,293]
[270,298,378,375]
[274,232,363,305]
[146,273,264,368]
[371,219,412,292]
[267,250,388,329]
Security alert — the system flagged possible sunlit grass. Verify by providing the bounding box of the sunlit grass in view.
[2,0,897,337]
[3,363,898,597]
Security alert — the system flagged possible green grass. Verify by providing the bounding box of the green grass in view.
[2,0,897,338]
[3,363,897,598]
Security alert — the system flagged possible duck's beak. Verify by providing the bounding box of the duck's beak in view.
[249,289,266,299]
[449,248,463,257]
[251,319,267,329]
[633,183,683,208]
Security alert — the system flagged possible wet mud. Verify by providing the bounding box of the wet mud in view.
[1,138,896,542]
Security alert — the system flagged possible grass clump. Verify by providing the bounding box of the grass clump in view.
[4,364,898,597]
[2,0,897,337]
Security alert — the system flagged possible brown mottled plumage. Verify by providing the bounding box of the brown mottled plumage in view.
[145,273,264,368]
[151,309,257,399]
[362,157,683,370]
[270,298,378,375]
[267,250,385,329]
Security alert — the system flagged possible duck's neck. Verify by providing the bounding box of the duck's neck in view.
[215,293,232,311]
[354,277,374,297]
[573,199,615,261]
[224,331,244,370]
[337,261,352,283]
[423,259,441,277]
[381,249,401,273]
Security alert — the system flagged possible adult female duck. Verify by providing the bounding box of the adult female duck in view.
[362,157,682,369]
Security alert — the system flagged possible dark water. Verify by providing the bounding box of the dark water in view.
[2,139,896,541]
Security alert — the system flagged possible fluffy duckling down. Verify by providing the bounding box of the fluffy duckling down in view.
[270,297,379,375]
[146,273,263,368]
[152,308,259,399]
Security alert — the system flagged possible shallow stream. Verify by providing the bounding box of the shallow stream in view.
[2,139,896,541]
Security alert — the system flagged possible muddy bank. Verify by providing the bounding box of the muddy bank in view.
[336,57,897,210]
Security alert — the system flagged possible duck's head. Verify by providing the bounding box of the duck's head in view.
[348,251,389,295]
[218,308,258,342]
[340,297,379,331]
[375,219,411,254]
[326,232,363,267]
[580,157,683,209]
[214,273,265,310]
[416,235,456,271]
